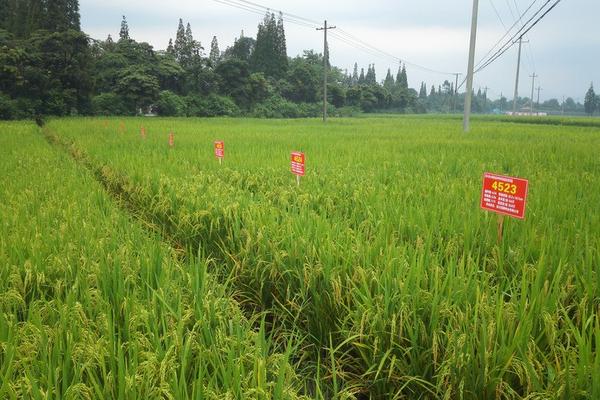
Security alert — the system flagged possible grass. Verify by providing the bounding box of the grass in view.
[2,115,599,399]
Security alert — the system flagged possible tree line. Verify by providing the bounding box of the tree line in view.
[0,1,588,119]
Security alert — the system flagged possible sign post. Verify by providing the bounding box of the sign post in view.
[291,152,305,186]
[480,172,529,244]
[214,141,224,164]
[168,132,174,147]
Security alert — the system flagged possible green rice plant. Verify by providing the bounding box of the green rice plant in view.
[44,116,600,399]
[0,121,309,399]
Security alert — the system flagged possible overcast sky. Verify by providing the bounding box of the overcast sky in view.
[80,0,598,102]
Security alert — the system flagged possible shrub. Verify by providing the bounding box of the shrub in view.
[186,94,240,117]
[156,90,186,116]
[92,93,128,116]
[0,92,17,120]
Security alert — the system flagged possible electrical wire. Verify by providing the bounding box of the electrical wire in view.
[475,0,561,73]
[209,0,457,76]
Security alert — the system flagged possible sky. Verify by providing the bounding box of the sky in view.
[80,0,599,102]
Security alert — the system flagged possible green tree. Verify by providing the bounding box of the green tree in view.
[365,64,376,85]
[119,15,129,41]
[116,66,159,114]
[383,68,394,90]
[173,19,185,63]
[209,36,220,67]
[252,12,287,79]
[584,83,596,115]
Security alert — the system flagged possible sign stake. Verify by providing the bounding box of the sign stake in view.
[497,214,505,244]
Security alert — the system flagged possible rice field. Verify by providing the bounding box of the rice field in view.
[2,116,599,399]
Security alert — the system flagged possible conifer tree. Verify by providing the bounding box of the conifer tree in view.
[209,36,220,66]
[384,68,395,89]
[167,38,174,55]
[252,12,285,78]
[358,68,365,84]
[584,83,597,115]
[174,19,186,62]
[365,64,376,85]
[275,12,288,74]
[397,65,408,90]
[351,63,359,85]
[430,85,436,97]
[119,15,129,41]
[419,82,427,98]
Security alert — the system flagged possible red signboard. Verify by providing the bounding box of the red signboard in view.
[168,132,174,147]
[214,141,224,158]
[140,126,146,139]
[480,172,529,219]
[291,152,305,176]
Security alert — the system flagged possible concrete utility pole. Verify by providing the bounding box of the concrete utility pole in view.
[463,0,479,132]
[453,73,462,112]
[529,73,537,115]
[317,20,336,122]
[512,37,528,115]
[536,86,543,109]
[562,95,565,115]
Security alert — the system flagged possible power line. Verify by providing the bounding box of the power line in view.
[506,0,537,73]
[474,0,539,71]
[475,0,561,73]
[210,0,456,76]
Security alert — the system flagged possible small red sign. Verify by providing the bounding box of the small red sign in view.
[214,141,224,158]
[480,172,529,219]
[291,152,305,176]
[168,132,174,147]
[140,126,146,139]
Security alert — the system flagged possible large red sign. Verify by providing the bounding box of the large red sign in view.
[291,152,305,176]
[480,172,529,219]
[214,141,224,158]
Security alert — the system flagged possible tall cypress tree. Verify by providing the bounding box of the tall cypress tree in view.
[384,68,394,90]
[173,18,186,62]
[584,83,596,115]
[66,0,80,30]
[252,12,282,78]
[358,68,365,84]
[275,12,288,74]
[351,63,358,85]
[419,82,427,98]
[365,64,376,85]
[209,36,220,66]
[397,65,408,90]
[119,15,129,40]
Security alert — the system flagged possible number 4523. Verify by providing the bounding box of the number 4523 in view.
[492,181,517,195]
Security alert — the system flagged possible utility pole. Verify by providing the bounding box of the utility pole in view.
[512,37,528,115]
[536,86,542,109]
[317,20,336,122]
[529,73,537,115]
[561,95,565,115]
[463,0,479,132]
[453,73,462,113]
